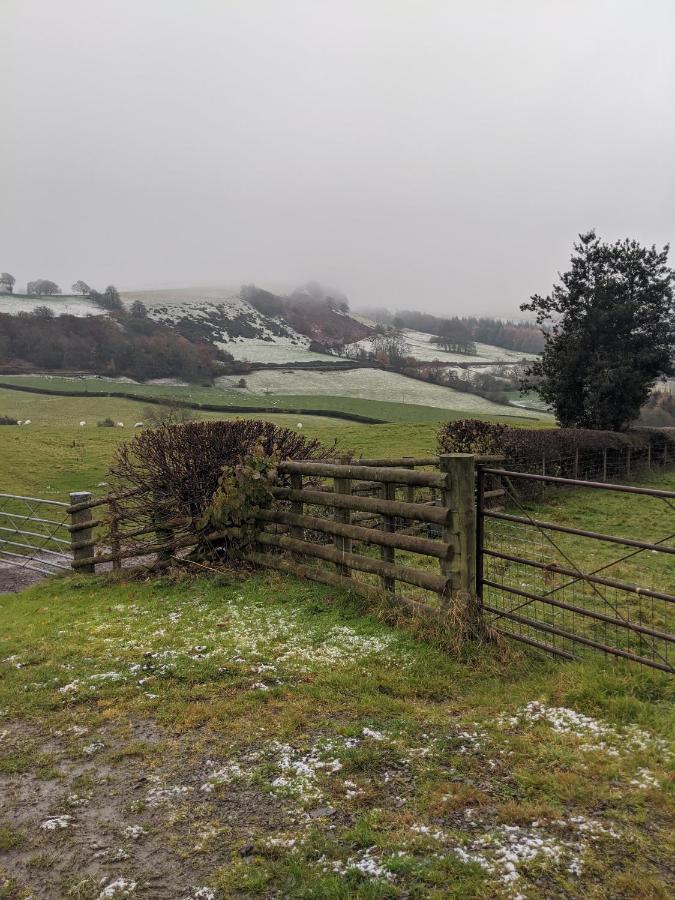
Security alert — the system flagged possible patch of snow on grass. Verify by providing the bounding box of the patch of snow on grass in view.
[328,847,394,881]
[146,784,191,805]
[98,878,137,898]
[41,815,74,830]
[268,737,355,802]
[501,701,672,758]
[629,768,660,789]
[451,816,620,895]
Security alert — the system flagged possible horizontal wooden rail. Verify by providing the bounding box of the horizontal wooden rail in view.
[255,508,453,559]
[244,550,444,620]
[66,487,144,514]
[279,461,448,488]
[271,487,450,525]
[350,456,439,467]
[255,531,449,593]
[71,533,198,569]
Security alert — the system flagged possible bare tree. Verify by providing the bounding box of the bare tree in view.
[26,279,60,296]
[0,273,15,294]
[72,280,91,296]
[142,401,195,427]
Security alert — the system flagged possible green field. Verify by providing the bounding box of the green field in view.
[0,376,545,425]
[0,375,546,500]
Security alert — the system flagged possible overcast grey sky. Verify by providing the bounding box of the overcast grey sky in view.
[2,0,674,316]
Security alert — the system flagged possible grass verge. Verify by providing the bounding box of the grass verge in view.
[0,571,672,897]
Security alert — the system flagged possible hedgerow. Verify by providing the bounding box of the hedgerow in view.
[437,419,674,480]
[108,419,329,560]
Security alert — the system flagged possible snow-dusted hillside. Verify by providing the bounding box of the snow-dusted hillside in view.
[350,329,539,364]
[141,295,335,363]
[0,295,103,317]
[216,368,541,417]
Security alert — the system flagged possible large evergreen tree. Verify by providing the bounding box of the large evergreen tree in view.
[522,231,674,430]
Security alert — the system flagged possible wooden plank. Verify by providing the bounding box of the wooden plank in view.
[289,472,304,541]
[71,533,197,568]
[245,551,444,621]
[254,531,449,593]
[255,509,452,559]
[271,487,450,525]
[280,461,447,488]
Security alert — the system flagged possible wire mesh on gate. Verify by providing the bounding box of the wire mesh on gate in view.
[0,493,71,576]
[477,469,675,672]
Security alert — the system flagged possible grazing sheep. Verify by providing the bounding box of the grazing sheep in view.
[134,422,144,428]
[297,422,303,429]
[17,420,23,426]
[79,421,87,426]
[116,422,124,427]
[23,419,31,425]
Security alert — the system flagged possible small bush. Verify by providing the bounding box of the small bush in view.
[0,415,18,425]
[108,419,330,556]
[236,378,247,388]
[437,419,507,456]
[97,417,116,427]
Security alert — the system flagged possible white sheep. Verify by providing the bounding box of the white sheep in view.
[134,422,144,428]
[116,422,124,427]
[79,421,87,426]
[23,419,31,425]
[297,422,303,429]
[17,420,23,426]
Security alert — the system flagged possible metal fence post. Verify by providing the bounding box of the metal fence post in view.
[69,491,95,574]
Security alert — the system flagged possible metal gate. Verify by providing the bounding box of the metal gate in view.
[0,492,72,577]
[476,467,675,673]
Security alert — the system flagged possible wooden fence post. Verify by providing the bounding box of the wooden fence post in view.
[109,498,121,571]
[289,472,304,541]
[438,455,479,627]
[602,448,608,482]
[626,447,632,479]
[334,454,352,578]
[153,495,174,569]
[402,457,416,505]
[69,491,95,574]
[647,441,651,470]
[380,481,396,593]
[573,447,579,479]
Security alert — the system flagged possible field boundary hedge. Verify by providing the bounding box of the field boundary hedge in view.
[0,381,388,425]
[438,419,675,484]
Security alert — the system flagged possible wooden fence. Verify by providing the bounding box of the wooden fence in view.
[65,454,482,618]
